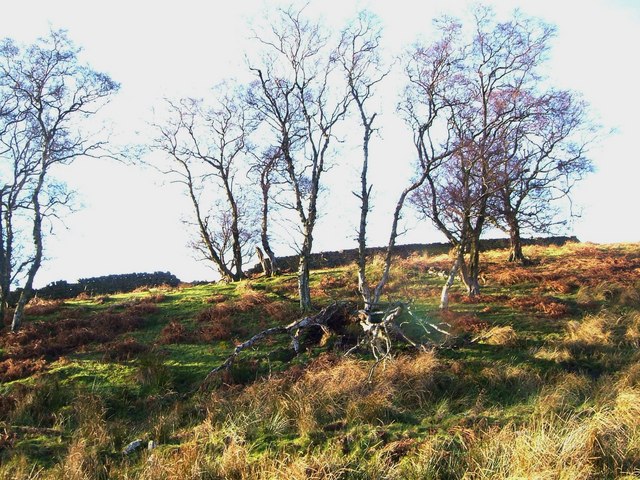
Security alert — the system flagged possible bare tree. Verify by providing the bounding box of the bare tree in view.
[336,11,390,311]
[405,8,559,306]
[248,6,350,311]
[491,89,592,263]
[400,19,464,309]
[0,30,118,331]
[0,102,37,322]
[248,145,282,277]
[153,90,255,282]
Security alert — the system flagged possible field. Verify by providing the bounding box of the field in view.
[1,241,639,479]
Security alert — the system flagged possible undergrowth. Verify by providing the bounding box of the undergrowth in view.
[0,241,638,479]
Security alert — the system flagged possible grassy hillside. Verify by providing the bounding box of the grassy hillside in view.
[1,242,639,479]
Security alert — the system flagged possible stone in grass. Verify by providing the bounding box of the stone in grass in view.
[122,439,144,455]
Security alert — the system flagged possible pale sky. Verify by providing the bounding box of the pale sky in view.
[1,0,638,287]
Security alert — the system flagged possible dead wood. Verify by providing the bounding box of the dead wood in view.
[0,422,62,435]
[201,301,356,388]
[199,297,466,389]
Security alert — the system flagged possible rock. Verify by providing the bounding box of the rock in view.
[122,439,144,455]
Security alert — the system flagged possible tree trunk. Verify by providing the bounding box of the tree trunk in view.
[0,268,7,326]
[371,169,430,309]
[467,238,481,297]
[186,174,236,282]
[298,254,311,312]
[223,178,244,282]
[456,252,471,296]
[260,202,277,276]
[507,219,527,264]
[256,246,272,276]
[12,179,44,332]
[259,171,278,276]
[356,133,372,311]
[264,245,277,277]
[0,205,13,326]
[11,286,30,332]
[440,254,462,310]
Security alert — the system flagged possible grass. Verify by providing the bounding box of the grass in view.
[0,241,639,478]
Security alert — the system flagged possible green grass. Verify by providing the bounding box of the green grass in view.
[0,242,639,478]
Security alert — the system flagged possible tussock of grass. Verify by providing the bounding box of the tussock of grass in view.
[624,312,640,347]
[482,325,519,346]
[533,345,574,363]
[394,383,640,479]
[534,372,591,415]
[566,313,614,348]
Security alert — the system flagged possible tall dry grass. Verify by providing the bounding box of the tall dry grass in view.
[203,351,441,441]
[392,380,640,479]
[51,394,112,480]
[5,352,640,479]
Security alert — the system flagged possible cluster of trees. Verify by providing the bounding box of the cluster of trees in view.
[404,9,592,307]
[0,5,592,332]
[0,31,119,331]
[152,6,592,314]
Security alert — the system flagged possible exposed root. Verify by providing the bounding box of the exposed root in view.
[201,302,355,388]
[200,300,468,388]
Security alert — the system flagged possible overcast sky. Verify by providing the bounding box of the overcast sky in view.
[1,0,639,287]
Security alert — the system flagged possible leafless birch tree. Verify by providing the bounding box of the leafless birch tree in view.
[153,90,255,282]
[0,30,118,331]
[248,6,350,311]
[248,146,283,277]
[0,97,36,322]
[336,12,388,311]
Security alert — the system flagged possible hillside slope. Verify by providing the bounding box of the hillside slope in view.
[1,242,639,479]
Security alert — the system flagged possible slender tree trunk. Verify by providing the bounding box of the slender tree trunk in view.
[262,238,277,276]
[12,177,44,332]
[0,267,10,326]
[259,179,277,276]
[465,154,488,298]
[457,253,474,296]
[298,220,315,311]
[186,173,235,282]
[440,254,462,310]
[357,128,373,310]
[0,202,14,325]
[256,246,272,276]
[298,253,311,312]
[0,285,7,326]
[371,170,430,308]
[0,294,6,325]
[222,177,244,282]
[0,209,7,324]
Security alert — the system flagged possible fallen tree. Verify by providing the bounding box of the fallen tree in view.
[201,301,356,388]
[200,300,464,388]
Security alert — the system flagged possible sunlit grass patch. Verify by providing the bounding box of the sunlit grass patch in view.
[481,325,519,347]
[0,242,639,477]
